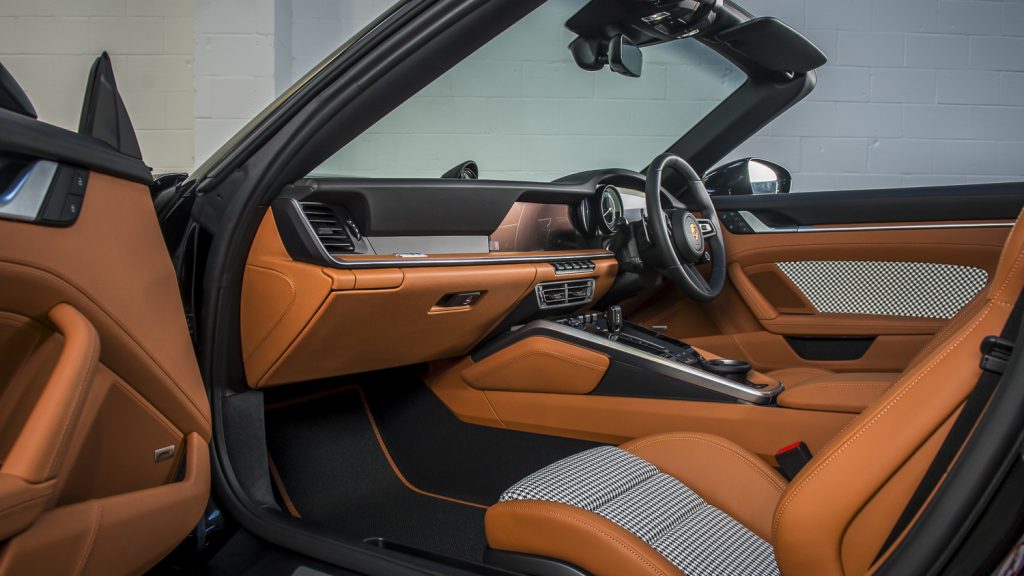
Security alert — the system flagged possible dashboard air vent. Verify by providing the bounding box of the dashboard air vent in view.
[300,202,355,253]
[535,279,596,309]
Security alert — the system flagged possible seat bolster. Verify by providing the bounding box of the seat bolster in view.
[990,208,1024,305]
[620,433,786,542]
[486,500,682,576]
[777,372,899,414]
[765,367,834,387]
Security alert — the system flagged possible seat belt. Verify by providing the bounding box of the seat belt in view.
[876,290,1024,561]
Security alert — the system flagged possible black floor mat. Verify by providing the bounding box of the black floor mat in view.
[363,376,600,506]
[264,372,600,562]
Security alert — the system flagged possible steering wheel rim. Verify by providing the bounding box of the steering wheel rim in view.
[645,153,727,302]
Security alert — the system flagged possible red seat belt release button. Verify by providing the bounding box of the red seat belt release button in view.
[775,441,813,481]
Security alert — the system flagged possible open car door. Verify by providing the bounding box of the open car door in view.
[0,57,209,574]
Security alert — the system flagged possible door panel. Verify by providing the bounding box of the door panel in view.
[632,185,1024,375]
[0,169,210,575]
[0,66,209,573]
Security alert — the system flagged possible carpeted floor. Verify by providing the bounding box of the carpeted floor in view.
[264,371,600,562]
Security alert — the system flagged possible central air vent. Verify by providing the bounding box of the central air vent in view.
[300,202,355,253]
[535,279,596,309]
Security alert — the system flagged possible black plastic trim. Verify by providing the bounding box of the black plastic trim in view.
[785,337,875,362]
[290,177,595,236]
[593,361,734,402]
[484,549,590,576]
[273,191,613,268]
[78,52,144,160]
[0,108,152,184]
[713,182,1024,227]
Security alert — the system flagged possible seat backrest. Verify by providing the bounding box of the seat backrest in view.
[772,209,1024,576]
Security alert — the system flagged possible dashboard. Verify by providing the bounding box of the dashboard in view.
[239,169,659,388]
[272,169,653,268]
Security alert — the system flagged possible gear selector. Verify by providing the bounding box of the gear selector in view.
[604,305,623,333]
[700,359,752,383]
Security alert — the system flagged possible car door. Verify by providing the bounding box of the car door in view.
[633,183,1024,377]
[0,58,209,574]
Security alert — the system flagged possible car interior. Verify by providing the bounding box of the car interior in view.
[1,0,1023,575]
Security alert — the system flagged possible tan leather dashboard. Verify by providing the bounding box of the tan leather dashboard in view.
[242,211,618,387]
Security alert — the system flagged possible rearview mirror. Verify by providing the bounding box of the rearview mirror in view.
[608,35,642,78]
[569,35,642,77]
[704,158,791,195]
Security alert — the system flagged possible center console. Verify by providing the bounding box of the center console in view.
[474,306,784,405]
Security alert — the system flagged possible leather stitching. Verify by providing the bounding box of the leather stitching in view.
[495,501,677,576]
[242,264,297,363]
[993,243,1024,302]
[624,434,787,493]
[72,503,101,576]
[45,310,99,479]
[772,301,1000,539]
[0,490,51,516]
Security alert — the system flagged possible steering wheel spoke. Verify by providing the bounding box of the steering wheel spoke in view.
[681,263,711,293]
[697,218,717,238]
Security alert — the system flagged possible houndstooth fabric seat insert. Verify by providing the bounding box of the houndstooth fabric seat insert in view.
[499,446,780,576]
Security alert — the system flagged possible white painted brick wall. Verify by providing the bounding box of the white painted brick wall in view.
[192,0,277,166]
[316,0,1024,191]
[4,0,1022,190]
[314,0,745,181]
[726,0,1024,191]
[0,0,194,174]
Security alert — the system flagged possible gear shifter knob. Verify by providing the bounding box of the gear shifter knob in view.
[605,305,623,333]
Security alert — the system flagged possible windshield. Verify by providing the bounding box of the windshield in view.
[310,0,746,181]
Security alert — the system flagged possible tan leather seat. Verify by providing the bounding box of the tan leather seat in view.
[485,210,1024,576]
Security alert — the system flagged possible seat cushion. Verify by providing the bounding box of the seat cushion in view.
[487,437,786,576]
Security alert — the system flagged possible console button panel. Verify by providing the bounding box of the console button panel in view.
[551,260,596,274]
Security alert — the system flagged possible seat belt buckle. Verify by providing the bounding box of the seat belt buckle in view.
[775,441,812,481]
[980,335,1015,375]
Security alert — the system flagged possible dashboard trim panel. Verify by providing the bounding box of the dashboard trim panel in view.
[324,250,616,269]
[736,210,1015,234]
[275,194,615,269]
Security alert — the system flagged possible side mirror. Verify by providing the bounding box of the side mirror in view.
[441,160,478,180]
[704,158,791,196]
[608,35,642,78]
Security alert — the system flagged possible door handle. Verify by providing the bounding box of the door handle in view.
[0,160,58,223]
[0,303,99,539]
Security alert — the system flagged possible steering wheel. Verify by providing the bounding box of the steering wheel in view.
[645,153,727,302]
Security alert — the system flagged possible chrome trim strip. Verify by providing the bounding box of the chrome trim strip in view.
[737,210,1015,234]
[0,160,58,222]
[522,320,782,404]
[327,251,616,269]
